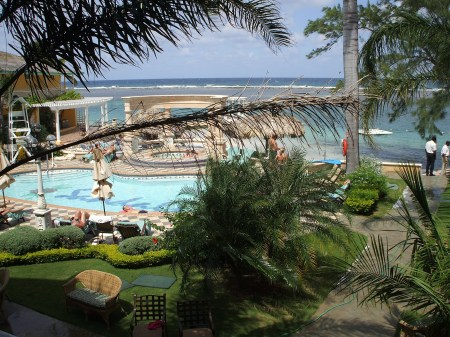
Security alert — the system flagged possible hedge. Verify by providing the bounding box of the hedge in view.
[0,244,174,268]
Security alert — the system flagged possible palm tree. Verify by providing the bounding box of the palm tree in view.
[343,0,360,173]
[327,164,449,336]
[359,7,450,137]
[169,150,350,290]
[0,0,291,97]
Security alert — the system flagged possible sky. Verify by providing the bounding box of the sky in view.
[0,0,345,81]
[101,0,344,80]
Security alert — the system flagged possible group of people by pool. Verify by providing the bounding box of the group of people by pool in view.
[269,134,288,163]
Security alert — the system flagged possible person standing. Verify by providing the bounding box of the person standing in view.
[268,134,280,160]
[425,135,437,176]
[441,140,450,176]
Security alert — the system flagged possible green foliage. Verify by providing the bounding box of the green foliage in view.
[54,89,83,101]
[347,157,388,198]
[359,2,450,138]
[0,226,42,255]
[303,0,397,59]
[39,228,61,250]
[0,226,86,254]
[53,226,86,249]
[168,151,348,291]
[118,236,161,255]
[344,189,379,214]
[0,242,173,268]
[94,244,173,268]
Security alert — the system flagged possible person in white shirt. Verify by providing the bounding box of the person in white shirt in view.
[425,135,437,176]
[441,140,450,176]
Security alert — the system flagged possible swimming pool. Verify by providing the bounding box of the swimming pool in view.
[5,170,197,212]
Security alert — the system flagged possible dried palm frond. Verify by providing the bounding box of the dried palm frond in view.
[1,93,357,175]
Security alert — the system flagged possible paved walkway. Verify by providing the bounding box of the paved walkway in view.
[292,174,447,337]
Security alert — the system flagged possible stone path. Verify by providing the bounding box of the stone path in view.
[292,174,447,337]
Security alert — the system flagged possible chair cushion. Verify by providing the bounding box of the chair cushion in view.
[133,323,163,337]
[67,288,110,308]
[182,328,213,337]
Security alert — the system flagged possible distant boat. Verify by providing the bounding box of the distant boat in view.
[358,128,393,135]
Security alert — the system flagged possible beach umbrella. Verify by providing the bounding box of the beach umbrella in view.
[0,148,15,207]
[91,180,114,215]
[90,145,114,215]
[223,112,305,140]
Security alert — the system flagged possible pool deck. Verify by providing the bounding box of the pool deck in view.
[2,150,201,235]
[0,155,193,233]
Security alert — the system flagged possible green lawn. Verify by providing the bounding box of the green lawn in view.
[5,258,338,337]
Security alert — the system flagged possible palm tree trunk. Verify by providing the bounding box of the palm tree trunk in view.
[343,0,360,173]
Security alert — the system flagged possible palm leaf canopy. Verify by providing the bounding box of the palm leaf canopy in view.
[222,112,305,139]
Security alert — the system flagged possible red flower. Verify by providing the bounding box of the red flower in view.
[152,237,158,244]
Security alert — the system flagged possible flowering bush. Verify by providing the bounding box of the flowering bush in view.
[347,156,388,198]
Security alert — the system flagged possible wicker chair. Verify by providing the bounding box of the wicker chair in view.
[130,294,167,337]
[63,270,122,329]
[177,300,214,337]
[0,268,10,321]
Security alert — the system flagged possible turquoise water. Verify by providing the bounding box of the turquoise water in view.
[75,77,449,168]
[5,170,197,212]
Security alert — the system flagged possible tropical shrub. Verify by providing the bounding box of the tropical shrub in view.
[347,156,388,198]
[4,226,86,253]
[54,226,86,249]
[344,188,379,214]
[118,236,161,255]
[168,150,349,291]
[0,226,42,255]
[0,244,173,268]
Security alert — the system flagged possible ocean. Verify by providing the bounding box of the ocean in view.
[75,77,450,169]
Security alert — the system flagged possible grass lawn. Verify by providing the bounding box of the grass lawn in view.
[369,177,407,219]
[5,258,339,337]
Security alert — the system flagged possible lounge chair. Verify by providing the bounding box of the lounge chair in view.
[177,300,215,337]
[88,215,115,241]
[54,218,72,226]
[115,223,142,240]
[327,164,343,183]
[6,207,27,222]
[329,180,351,203]
[81,153,94,163]
[131,294,167,337]
[0,211,10,226]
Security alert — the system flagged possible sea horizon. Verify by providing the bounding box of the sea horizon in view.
[75,77,450,169]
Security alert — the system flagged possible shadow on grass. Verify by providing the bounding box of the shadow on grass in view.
[4,251,357,337]
[6,259,181,337]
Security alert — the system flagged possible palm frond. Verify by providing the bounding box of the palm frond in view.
[396,163,444,249]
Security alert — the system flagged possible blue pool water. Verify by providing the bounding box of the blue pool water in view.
[5,170,197,212]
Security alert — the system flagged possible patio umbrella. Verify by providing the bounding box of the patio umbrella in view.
[223,112,305,140]
[222,112,305,155]
[0,149,15,207]
[90,144,114,215]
